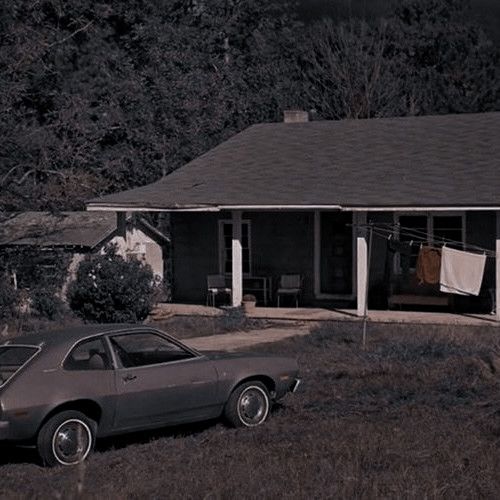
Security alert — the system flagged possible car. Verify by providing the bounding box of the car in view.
[0,324,300,466]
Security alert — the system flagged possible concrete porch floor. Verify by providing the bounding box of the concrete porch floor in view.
[149,303,500,327]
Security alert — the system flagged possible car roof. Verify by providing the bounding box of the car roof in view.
[1,324,152,349]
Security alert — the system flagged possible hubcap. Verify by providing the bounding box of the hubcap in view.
[237,386,269,426]
[52,419,92,465]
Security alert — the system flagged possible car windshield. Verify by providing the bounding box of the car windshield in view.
[0,346,38,386]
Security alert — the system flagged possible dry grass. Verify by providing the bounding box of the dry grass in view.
[2,323,500,499]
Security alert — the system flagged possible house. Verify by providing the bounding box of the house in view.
[86,112,500,319]
[0,212,169,294]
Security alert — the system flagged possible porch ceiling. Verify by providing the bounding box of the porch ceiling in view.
[87,112,500,212]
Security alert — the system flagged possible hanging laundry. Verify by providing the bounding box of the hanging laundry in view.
[416,246,441,285]
[388,239,412,278]
[439,246,486,296]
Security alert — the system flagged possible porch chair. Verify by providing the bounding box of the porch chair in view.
[206,274,232,307]
[277,274,302,308]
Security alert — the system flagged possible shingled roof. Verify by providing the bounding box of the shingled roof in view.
[0,212,118,248]
[87,112,500,211]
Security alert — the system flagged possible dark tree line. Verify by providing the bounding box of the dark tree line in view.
[0,0,498,212]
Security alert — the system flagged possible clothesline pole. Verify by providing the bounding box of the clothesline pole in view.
[496,213,500,321]
[362,225,373,348]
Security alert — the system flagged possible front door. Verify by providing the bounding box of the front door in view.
[319,212,353,295]
[108,331,219,430]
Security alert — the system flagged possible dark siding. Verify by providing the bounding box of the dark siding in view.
[248,212,315,304]
[466,211,496,290]
[171,211,315,304]
[171,213,220,303]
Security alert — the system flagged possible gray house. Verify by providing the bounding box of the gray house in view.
[87,112,500,318]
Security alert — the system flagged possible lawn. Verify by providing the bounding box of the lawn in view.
[2,323,500,499]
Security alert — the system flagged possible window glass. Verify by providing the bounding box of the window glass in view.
[64,338,110,371]
[398,215,427,268]
[433,216,463,248]
[0,346,38,386]
[110,333,193,368]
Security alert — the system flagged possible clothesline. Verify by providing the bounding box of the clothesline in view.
[354,223,497,259]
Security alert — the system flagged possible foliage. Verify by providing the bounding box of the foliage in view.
[0,0,301,211]
[29,286,65,320]
[0,275,20,319]
[301,0,499,119]
[67,245,156,322]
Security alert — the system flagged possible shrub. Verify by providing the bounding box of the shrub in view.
[67,246,156,323]
[0,275,19,319]
[29,287,65,320]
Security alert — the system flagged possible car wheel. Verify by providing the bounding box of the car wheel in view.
[37,410,97,467]
[224,381,271,428]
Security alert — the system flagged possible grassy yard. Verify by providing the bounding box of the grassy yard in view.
[2,323,500,499]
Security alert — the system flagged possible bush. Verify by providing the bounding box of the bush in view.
[67,246,157,323]
[29,287,65,320]
[0,275,19,319]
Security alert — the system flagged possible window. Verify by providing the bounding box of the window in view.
[0,346,38,386]
[64,338,110,371]
[395,213,465,270]
[218,221,251,275]
[110,332,193,368]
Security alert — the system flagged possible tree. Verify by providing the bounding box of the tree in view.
[0,0,302,211]
[300,0,499,119]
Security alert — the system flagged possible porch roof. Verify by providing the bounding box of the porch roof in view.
[87,112,500,212]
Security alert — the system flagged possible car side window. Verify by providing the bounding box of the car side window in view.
[110,332,193,368]
[64,338,110,371]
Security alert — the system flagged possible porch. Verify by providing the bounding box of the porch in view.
[149,303,500,327]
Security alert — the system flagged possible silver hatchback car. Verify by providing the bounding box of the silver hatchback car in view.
[0,324,300,466]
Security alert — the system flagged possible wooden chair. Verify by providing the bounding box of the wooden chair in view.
[277,274,302,308]
[206,275,232,307]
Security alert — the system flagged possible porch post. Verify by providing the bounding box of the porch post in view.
[116,211,126,239]
[496,212,500,321]
[231,210,243,307]
[356,212,368,317]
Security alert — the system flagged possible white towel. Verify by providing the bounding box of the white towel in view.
[439,246,486,296]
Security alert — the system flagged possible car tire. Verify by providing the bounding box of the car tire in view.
[37,410,97,467]
[224,381,271,428]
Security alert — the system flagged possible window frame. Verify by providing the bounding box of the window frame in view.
[393,211,466,272]
[108,331,197,370]
[63,335,112,372]
[218,219,252,277]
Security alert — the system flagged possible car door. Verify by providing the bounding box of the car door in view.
[108,331,219,430]
[62,336,117,433]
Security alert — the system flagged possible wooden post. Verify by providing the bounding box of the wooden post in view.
[356,212,368,317]
[496,212,500,321]
[231,210,243,307]
[116,212,127,239]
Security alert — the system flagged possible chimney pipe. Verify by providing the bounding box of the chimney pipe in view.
[283,110,309,123]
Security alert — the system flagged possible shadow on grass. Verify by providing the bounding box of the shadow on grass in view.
[0,444,39,466]
[0,405,287,467]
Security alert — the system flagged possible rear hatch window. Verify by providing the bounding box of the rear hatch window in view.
[0,346,39,386]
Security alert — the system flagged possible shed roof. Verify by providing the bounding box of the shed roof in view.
[87,112,500,211]
[0,212,117,248]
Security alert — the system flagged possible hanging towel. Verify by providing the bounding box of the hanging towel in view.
[416,246,441,285]
[439,247,486,296]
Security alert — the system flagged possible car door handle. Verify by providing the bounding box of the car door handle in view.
[123,373,137,382]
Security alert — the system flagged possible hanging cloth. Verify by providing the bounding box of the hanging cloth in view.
[439,246,486,296]
[416,246,441,285]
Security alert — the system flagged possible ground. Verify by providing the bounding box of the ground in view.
[2,321,500,498]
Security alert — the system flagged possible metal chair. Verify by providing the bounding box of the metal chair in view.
[277,274,302,308]
[206,274,232,307]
